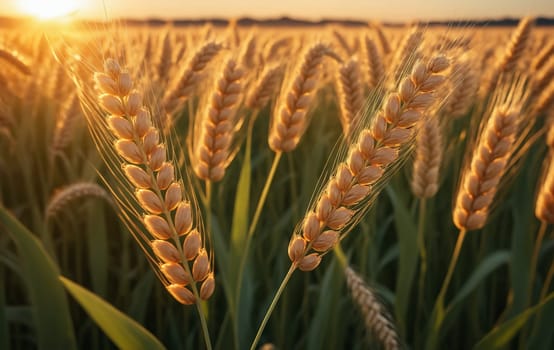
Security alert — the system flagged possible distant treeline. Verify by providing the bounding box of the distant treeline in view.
[1,15,554,28]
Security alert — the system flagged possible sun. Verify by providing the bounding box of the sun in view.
[18,0,83,20]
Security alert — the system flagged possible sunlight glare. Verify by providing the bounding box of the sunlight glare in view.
[18,0,83,20]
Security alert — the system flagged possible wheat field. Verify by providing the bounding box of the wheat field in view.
[0,18,554,350]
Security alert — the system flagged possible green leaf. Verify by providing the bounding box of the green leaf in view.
[0,206,77,350]
[230,127,252,257]
[474,292,554,350]
[0,268,9,349]
[449,251,511,308]
[59,276,165,350]
[386,186,418,337]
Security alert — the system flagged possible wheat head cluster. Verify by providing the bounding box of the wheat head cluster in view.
[1,17,554,350]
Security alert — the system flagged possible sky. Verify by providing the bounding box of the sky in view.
[1,0,554,22]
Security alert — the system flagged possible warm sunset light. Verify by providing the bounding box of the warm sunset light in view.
[17,0,83,19]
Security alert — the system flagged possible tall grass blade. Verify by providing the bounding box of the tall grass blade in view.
[59,276,166,350]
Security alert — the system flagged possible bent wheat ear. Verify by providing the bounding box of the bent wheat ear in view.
[345,267,399,350]
[46,182,112,218]
[90,58,214,304]
[290,55,450,269]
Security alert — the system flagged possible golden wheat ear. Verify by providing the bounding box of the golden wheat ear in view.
[0,47,31,75]
[336,58,364,138]
[453,76,530,231]
[190,57,246,182]
[289,55,451,271]
[80,58,215,305]
[269,42,337,153]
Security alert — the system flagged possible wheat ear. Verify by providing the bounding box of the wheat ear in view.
[0,48,31,75]
[246,64,284,110]
[162,41,223,113]
[46,182,112,218]
[531,42,554,72]
[333,29,354,56]
[480,17,533,96]
[444,59,479,118]
[453,106,520,231]
[411,115,443,198]
[531,81,554,116]
[345,266,399,350]
[369,22,392,55]
[191,58,245,182]
[288,56,450,271]
[269,42,331,153]
[530,59,554,99]
[157,31,173,80]
[94,59,215,305]
[51,95,81,154]
[535,154,554,223]
[389,27,423,83]
[363,36,385,89]
[337,58,364,137]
